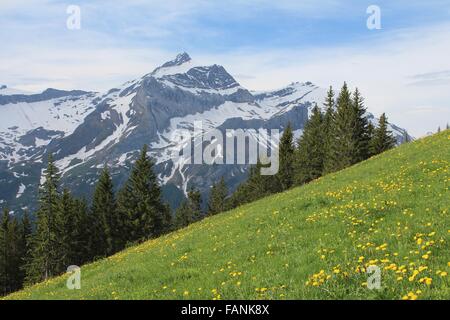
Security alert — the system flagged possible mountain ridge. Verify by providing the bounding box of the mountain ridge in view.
[0,53,411,214]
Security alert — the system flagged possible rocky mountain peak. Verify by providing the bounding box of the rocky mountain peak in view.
[151,52,192,77]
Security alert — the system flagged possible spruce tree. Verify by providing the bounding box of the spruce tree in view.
[58,189,73,268]
[370,113,397,155]
[18,212,32,286]
[174,201,191,229]
[227,161,279,209]
[6,217,22,293]
[0,210,28,295]
[62,191,90,265]
[175,188,203,229]
[90,168,117,258]
[277,122,295,191]
[72,198,90,264]
[226,172,254,210]
[0,209,10,295]
[326,83,370,172]
[208,177,228,215]
[26,154,65,283]
[326,83,353,172]
[352,88,371,162]
[117,145,168,244]
[187,188,202,220]
[294,104,324,185]
[322,87,336,174]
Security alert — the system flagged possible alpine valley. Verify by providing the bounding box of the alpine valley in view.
[0,53,410,215]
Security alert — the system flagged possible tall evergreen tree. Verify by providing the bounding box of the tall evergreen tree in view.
[370,113,397,155]
[57,189,74,268]
[26,154,65,283]
[227,161,278,209]
[62,191,90,265]
[17,211,32,290]
[294,104,324,185]
[0,209,29,295]
[72,198,90,264]
[90,168,117,258]
[326,83,370,172]
[351,88,371,162]
[175,188,203,229]
[117,145,168,244]
[0,209,10,295]
[322,87,336,174]
[208,177,228,215]
[6,217,22,293]
[326,83,353,172]
[277,122,295,191]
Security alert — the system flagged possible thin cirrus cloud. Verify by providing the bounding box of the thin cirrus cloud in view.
[1,0,449,136]
[408,70,450,87]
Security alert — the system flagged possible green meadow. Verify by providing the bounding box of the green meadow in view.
[5,130,449,300]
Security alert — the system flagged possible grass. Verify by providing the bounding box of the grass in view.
[5,130,450,300]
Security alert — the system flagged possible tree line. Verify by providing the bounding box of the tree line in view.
[162,83,400,228]
[225,83,398,208]
[0,83,399,296]
[0,145,174,295]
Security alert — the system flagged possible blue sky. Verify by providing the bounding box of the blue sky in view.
[1,0,450,136]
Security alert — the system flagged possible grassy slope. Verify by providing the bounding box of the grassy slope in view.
[5,131,450,300]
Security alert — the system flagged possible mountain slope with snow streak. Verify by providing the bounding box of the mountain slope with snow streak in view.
[0,53,410,214]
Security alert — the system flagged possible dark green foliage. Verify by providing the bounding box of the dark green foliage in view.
[367,122,375,146]
[0,209,31,296]
[351,88,371,162]
[90,168,118,258]
[117,145,168,244]
[325,83,371,173]
[322,87,336,174]
[325,83,353,172]
[26,154,66,283]
[19,211,32,271]
[227,161,280,209]
[370,113,397,155]
[277,122,295,190]
[63,194,90,266]
[208,177,228,216]
[294,104,324,185]
[175,189,203,229]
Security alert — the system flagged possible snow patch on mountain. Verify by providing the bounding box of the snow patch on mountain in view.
[16,184,26,198]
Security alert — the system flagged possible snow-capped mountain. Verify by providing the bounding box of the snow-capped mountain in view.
[0,53,410,214]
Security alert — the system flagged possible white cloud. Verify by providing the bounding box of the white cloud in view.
[210,23,450,137]
[1,1,449,137]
